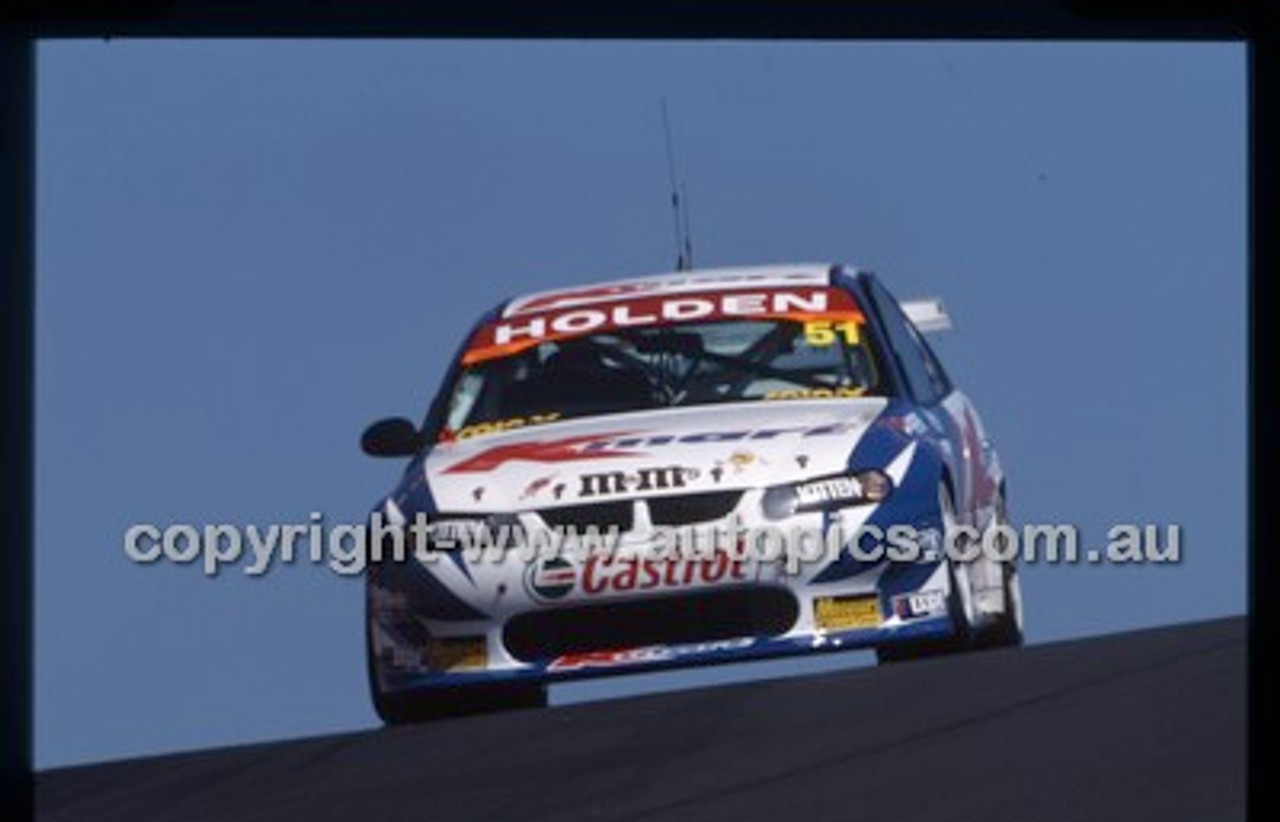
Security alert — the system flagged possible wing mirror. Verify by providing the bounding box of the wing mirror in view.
[361,417,423,458]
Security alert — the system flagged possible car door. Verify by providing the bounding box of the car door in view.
[858,274,1000,527]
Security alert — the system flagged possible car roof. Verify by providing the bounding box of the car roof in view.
[500,262,857,318]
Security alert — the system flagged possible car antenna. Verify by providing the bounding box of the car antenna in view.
[661,97,694,271]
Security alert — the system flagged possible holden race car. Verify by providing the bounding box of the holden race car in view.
[361,263,1024,723]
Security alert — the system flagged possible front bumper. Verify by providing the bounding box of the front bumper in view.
[369,552,957,695]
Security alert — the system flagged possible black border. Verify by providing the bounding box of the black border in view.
[2,4,1266,820]
[1,27,33,822]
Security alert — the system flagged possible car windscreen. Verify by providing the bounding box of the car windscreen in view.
[439,287,881,440]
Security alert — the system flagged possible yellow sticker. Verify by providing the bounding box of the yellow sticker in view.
[764,386,866,401]
[425,636,487,671]
[814,595,882,631]
[803,319,860,346]
[454,412,562,440]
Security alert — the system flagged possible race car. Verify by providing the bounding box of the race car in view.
[360,263,1024,723]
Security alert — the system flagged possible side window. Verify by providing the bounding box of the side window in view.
[865,277,942,406]
[906,319,953,399]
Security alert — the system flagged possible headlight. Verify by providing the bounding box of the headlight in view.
[761,469,893,520]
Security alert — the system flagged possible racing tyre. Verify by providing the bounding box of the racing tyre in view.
[876,482,975,664]
[971,491,1025,650]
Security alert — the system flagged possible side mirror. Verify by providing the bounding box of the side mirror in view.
[361,417,423,458]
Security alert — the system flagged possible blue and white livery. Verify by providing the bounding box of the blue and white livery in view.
[360,263,1024,722]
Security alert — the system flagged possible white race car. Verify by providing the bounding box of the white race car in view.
[361,263,1023,722]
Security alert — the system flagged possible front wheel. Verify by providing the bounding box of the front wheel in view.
[971,491,1025,650]
[876,483,975,664]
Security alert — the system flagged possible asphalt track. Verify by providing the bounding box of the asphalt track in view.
[37,616,1245,822]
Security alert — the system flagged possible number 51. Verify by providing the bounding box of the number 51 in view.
[804,320,860,346]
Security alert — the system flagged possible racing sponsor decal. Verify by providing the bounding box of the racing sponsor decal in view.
[794,475,867,506]
[548,637,757,671]
[443,423,863,474]
[583,552,756,594]
[448,412,563,442]
[802,318,860,346]
[443,432,640,473]
[577,465,698,498]
[813,594,882,631]
[524,556,576,601]
[765,386,867,401]
[504,268,829,317]
[424,636,487,671]
[522,552,758,603]
[578,424,858,450]
[521,475,558,500]
[464,287,866,364]
[891,589,947,619]
[509,282,661,316]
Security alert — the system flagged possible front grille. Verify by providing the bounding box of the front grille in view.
[502,587,798,663]
[648,490,744,526]
[537,500,633,532]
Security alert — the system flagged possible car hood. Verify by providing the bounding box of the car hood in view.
[421,397,892,512]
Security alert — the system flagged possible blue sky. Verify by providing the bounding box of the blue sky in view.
[35,40,1246,768]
